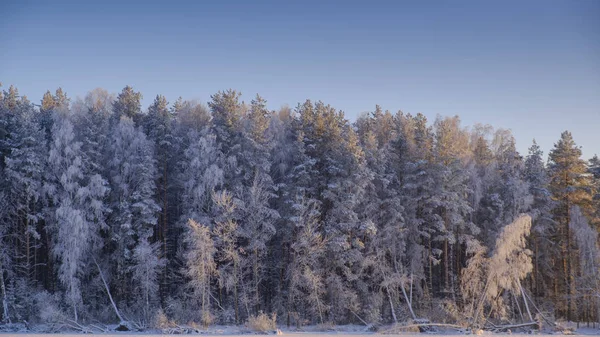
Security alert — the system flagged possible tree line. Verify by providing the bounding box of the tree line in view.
[0,83,598,328]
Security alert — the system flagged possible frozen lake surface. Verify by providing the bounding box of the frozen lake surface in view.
[2,325,599,337]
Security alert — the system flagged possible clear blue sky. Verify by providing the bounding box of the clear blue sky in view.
[2,0,599,159]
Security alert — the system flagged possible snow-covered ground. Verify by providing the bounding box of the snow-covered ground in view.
[5,335,368,337]
[2,333,600,337]
[3,328,600,336]
[2,323,599,336]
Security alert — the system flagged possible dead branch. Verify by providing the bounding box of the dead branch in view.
[381,322,465,334]
[488,321,538,331]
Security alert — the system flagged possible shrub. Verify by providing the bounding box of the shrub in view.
[247,312,277,332]
[154,309,176,329]
[35,291,66,323]
[316,321,336,331]
[201,309,214,328]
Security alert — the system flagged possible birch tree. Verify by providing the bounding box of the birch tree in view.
[45,115,108,321]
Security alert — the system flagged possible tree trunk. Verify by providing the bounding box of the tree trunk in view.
[400,278,417,320]
[234,259,239,324]
[94,258,125,323]
[519,282,533,322]
[162,158,168,302]
[386,286,398,324]
[444,239,449,291]
[0,260,10,323]
[254,248,259,315]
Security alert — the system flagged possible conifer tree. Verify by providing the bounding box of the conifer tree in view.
[112,85,142,125]
[4,102,46,283]
[106,117,160,306]
[41,91,56,113]
[143,95,176,300]
[548,131,594,320]
[524,140,554,299]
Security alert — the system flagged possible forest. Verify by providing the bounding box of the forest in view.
[0,83,599,331]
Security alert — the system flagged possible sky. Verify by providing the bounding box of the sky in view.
[1,0,599,159]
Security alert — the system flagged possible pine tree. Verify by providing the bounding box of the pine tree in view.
[524,140,554,299]
[53,88,69,110]
[433,116,477,300]
[247,95,270,145]
[269,109,320,321]
[587,155,600,232]
[569,206,600,323]
[112,85,142,125]
[395,112,440,306]
[209,89,243,137]
[548,131,594,320]
[39,88,70,149]
[41,91,56,113]
[1,84,599,327]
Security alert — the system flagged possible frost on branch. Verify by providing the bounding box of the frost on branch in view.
[469,214,534,325]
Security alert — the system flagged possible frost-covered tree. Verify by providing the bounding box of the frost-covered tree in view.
[112,85,142,125]
[460,239,487,325]
[433,116,477,298]
[184,219,217,327]
[72,89,113,178]
[470,215,533,326]
[106,117,160,307]
[286,196,326,325]
[45,115,108,321]
[179,129,223,228]
[143,94,176,300]
[524,140,554,299]
[0,192,11,323]
[297,101,371,322]
[588,154,600,233]
[212,190,242,323]
[209,91,281,317]
[268,109,320,319]
[53,88,69,110]
[4,102,46,282]
[0,85,45,322]
[395,112,441,306]
[569,206,600,323]
[1,83,599,327]
[548,131,594,320]
[131,237,164,318]
[173,100,210,134]
[238,172,278,314]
